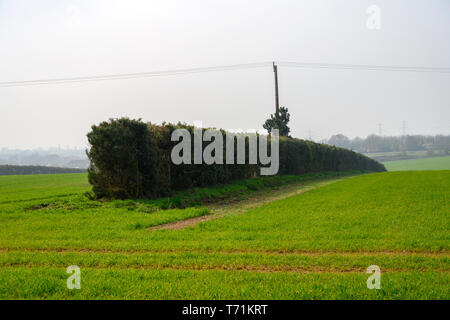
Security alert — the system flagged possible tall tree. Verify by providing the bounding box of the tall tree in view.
[263,106,291,137]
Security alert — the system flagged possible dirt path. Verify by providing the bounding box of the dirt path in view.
[150,177,349,231]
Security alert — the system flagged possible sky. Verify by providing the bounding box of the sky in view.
[0,0,449,149]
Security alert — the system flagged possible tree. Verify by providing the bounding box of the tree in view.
[263,106,291,137]
[328,134,350,149]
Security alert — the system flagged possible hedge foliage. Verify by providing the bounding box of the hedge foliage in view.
[87,118,158,199]
[87,118,385,199]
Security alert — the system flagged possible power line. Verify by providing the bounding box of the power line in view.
[1,61,449,88]
[278,61,450,73]
[0,62,272,88]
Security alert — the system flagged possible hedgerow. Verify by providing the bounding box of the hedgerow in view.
[87,118,385,199]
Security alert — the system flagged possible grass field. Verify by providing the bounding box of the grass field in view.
[383,155,450,171]
[0,171,448,299]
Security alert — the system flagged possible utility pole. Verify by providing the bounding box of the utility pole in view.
[273,61,280,112]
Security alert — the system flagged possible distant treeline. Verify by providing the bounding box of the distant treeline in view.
[86,118,385,199]
[0,148,89,169]
[325,134,450,154]
[0,165,86,176]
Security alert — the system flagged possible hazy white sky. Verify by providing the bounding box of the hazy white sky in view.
[0,0,449,149]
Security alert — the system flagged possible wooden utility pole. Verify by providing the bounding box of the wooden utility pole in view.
[273,61,280,112]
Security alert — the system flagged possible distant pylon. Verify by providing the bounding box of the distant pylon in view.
[377,123,383,136]
[401,121,407,156]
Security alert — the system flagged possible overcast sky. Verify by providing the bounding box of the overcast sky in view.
[0,0,449,149]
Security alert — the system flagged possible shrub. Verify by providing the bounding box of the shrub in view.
[87,118,158,199]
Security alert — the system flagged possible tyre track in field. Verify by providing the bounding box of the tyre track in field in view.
[1,247,448,256]
[1,263,447,274]
[149,178,346,230]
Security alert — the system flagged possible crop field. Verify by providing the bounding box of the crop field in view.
[0,171,448,299]
[383,156,450,171]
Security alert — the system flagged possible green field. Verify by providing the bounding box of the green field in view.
[383,156,450,171]
[0,171,448,299]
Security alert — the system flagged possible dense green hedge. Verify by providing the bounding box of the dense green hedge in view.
[87,118,385,199]
[87,118,158,199]
[146,122,260,196]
